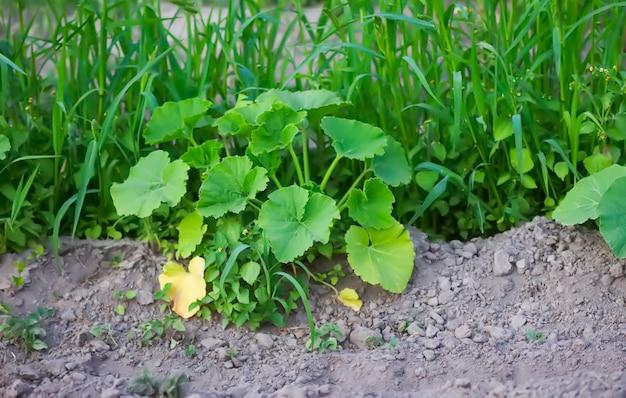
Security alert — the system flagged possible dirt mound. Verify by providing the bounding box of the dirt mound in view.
[1,218,625,397]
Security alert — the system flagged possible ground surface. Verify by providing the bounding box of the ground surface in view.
[0,217,625,397]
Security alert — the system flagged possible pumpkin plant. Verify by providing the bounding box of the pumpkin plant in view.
[110,90,416,328]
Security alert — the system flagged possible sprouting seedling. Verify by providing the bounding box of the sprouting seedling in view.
[525,329,546,343]
[306,322,344,353]
[0,307,53,351]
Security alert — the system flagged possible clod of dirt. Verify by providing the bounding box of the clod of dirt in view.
[1,218,625,397]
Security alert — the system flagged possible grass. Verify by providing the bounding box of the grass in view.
[0,0,624,253]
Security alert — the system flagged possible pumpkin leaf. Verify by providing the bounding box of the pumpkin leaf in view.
[337,288,362,311]
[249,102,306,155]
[345,221,415,293]
[372,137,411,186]
[197,156,268,218]
[258,185,339,263]
[177,211,206,258]
[598,176,626,258]
[256,89,346,111]
[347,178,395,229]
[181,139,223,169]
[158,257,206,319]
[144,98,212,144]
[320,116,387,160]
[110,150,189,218]
[553,164,626,225]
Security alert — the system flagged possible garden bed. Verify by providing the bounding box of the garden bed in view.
[1,217,625,397]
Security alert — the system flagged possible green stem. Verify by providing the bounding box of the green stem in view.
[337,168,371,209]
[247,200,261,212]
[319,155,342,192]
[302,129,310,183]
[250,197,263,206]
[270,173,283,188]
[288,144,305,186]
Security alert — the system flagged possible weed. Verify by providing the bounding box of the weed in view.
[138,315,186,347]
[0,307,53,351]
[184,344,197,358]
[89,323,117,347]
[525,329,546,343]
[307,322,344,353]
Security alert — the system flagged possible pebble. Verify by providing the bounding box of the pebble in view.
[407,322,425,337]
[349,326,382,349]
[600,274,614,286]
[429,310,445,325]
[516,259,528,273]
[608,263,624,278]
[423,338,441,349]
[472,334,488,343]
[487,326,511,340]
[455,378,471,388]
[425,325,438,338]
[510,315,527,330]
[135,289,154,305]
[17,365,40,380]
[100,388,121,398]
[493,250,513,276]
[423,350,436,361]
[255,333,274,349]
[60,308,76,322]
[200,337,226,350]
[426,297,439,307]
[414,367,427,378]
[454,324,472,339]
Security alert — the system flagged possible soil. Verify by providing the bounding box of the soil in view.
[1,217,625,397]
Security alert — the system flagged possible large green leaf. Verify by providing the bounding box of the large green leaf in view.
[249,102,305,155]
[372,137,411,186]
[345,221,415,293]
[197,156,268,218]
[599,176,626,258]
[0,135,10,160]
[144,98,212,144]
[177,211,206,258]
[258,185,339,263]
[181,139,223,169]
[256,89,346,111]
[553,164,626,225]
[347,178,395,229]
[320,116,387,160]
[110,150,189,217]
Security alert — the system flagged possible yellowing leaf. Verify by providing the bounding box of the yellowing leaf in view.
[337,288,362,311]
[158,257,206,319]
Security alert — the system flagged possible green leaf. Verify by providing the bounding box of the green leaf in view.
[256,89,346,111]
[181,139,223,169]
[0,135,10,160]
[347,178,395,229]
[598,176,626,258]
[249,102,306,155]
[240,261,261,285]
[372,137,411,186]
[583,153,613,174]
[509,148,534,173]
[415,170,439,191]
[345,221,415,293]
[520,174,538,189]
[494,117,513,141]
[553,164,626,225]
[554,161,569,180]
[198,156,268,218]
[432,141,447,162]
[144,98,212,144]
[258,185,339,262]
[215,108,254,136]
[177,211,206,258]
[111,150,189,218]
[320,116,387,160]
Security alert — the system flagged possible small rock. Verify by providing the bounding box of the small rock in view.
[609,263,624,278]
[5,380,32,398]
[426,297,439,307]
[89,339,110,352]
[425,325,438,338]
[454,378,471,388]
[429,310,445,325]
[414,367,426,378]
[349,326,382,349]
[493,250,513,276]
[100,387,121,398]
[423,338,441,349]
[17,365,40,381]
[516,259,528,273]
[71,372,86,381]
[454,324,472,339]
[464,243,477,256]
[223,360,234,369]
[487,326,511,340]
[406,322,425,337]
[510,315,527,330]
[136,290,154,305]
[472,334,488,343]
[60,308,76,322]
[601,274,614,286]
[423,350,436,361]
[200,337,226,350]
[254,333,274,349]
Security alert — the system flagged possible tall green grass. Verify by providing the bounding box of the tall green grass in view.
[0,0,625,252]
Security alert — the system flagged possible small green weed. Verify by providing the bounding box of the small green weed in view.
[525,329,546,343]
[138,315,185,347]
[306,323,344,353]
[0,307,53,351]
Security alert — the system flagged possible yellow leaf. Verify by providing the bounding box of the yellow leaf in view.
[337,288,362,311]
[158,258,206,319]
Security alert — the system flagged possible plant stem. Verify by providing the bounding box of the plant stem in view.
[337,168,371,209]
[288,144,305,186]
[320,155,342,192]
[301,129,310,183]
[246,200,261,212]
[270,173,282,188]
